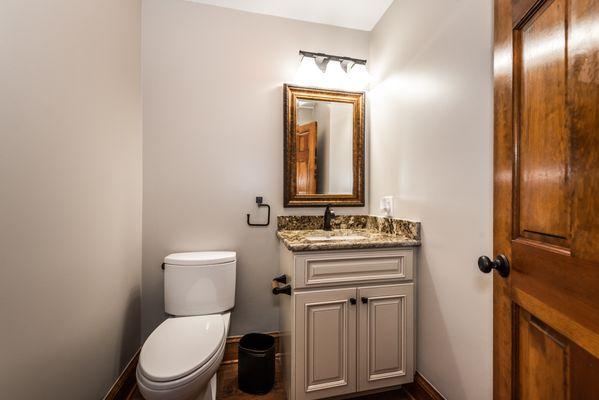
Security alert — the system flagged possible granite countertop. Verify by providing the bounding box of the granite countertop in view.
[277,215,421,252]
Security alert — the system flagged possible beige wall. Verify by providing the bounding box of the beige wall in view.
[0,1,142,398]
[142,0,369,337]
[368,1,493,399]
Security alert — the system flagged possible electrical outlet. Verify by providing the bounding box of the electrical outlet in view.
[379,196,394,217]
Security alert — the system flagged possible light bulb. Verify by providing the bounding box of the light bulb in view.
[347,63,370,91]
[324,60,348,90]
[294,56,323,87]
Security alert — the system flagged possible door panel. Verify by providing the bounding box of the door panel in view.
[515,0,570,246]
[357,284,413,391]
[494,0,599,398]
[295,288,356,400]
[515,307,599,399]
[517,309,568,400]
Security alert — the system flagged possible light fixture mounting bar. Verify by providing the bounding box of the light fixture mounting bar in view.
[299,50,367,65]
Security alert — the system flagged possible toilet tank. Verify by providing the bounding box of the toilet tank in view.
[163,251,236,316]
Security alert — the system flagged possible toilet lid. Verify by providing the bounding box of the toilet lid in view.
[139,315,225,382]
[164,251,236,266]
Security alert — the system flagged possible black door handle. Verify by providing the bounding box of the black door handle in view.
[361,297,368,304]
[349,298,357,305]
[478,254,510,277]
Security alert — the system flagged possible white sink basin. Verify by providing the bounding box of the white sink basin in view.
[306,234,368,242]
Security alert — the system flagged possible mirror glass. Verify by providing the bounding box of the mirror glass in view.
[295,100,354,195]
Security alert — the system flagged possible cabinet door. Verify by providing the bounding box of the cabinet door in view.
[295,288,357,400]
[358,284,414,391]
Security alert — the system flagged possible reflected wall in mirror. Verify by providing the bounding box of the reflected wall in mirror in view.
[284,85,365,207]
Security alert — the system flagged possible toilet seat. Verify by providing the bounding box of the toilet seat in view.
[137,313,228,390]
[136,334,225,392]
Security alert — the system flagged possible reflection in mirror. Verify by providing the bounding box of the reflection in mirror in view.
[296,100,354,195]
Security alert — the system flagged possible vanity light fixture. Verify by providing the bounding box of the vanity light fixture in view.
[324,59,348,89]
[295,55,323,87]
[299,50,367,69]
[296,50,370,90]
[346,63,370,90]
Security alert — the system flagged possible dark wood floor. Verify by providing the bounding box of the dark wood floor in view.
[127,359,411,400]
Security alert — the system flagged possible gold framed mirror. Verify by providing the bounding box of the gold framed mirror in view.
[283,84,365,207]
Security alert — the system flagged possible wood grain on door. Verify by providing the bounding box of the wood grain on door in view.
[493,0,599,398]
[295,122,318,195]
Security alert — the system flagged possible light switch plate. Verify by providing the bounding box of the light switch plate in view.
[380,196,394,217]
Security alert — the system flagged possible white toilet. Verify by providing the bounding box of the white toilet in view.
[136,251,236,400]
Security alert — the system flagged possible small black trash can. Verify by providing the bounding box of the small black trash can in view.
[238,333,275,394]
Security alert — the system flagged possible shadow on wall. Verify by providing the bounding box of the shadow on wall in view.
[25,288,142,399]
[118,289,142,371]
[101,289,142,397]
[416,228,468,400]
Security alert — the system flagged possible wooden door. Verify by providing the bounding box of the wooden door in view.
[295,288,357,400]
[295,121,318,195]
[493,0,599,398]
[357,284,414,392]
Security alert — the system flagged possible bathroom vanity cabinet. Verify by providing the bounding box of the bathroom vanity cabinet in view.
[277,247,416,400]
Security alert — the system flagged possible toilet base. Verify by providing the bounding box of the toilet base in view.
[196,374,217,400]
[138,372,217,400]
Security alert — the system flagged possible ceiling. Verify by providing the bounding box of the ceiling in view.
[185,0,394,31]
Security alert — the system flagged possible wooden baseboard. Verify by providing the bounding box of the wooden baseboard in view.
[103,350,140,400]
[403,372,446,400]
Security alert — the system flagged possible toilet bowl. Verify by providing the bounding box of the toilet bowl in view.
[137,313,230,400]
[137,251,236,400]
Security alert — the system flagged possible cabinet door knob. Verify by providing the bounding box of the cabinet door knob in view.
[477,254,510,278]
[361,297,368,304]
[349,298,357,305]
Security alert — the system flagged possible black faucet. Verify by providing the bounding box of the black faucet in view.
[323,205,336,231]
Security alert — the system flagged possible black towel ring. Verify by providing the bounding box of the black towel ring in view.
[247,197,270,227]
